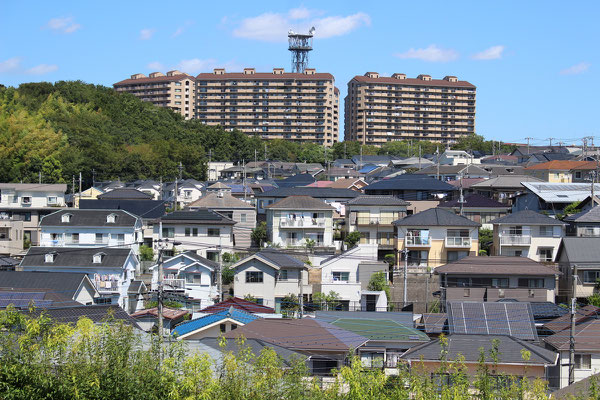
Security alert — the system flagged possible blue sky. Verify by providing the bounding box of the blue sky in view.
[1,1,598,144]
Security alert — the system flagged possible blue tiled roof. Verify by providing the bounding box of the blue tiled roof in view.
[172,306,259,337]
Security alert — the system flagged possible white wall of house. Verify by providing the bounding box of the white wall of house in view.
[73,279,99,305]
[548,351,600,389]
[0,186,66,208]
[178,319,243,340]
[154,224,233,260]
[267,209,334,248]
[493,224,564,261]
[40,227,141,254]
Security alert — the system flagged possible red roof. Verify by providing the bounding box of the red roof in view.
[199,297,275,314]
[351,75,475,88]
[196,72,334,81]
[114,74,193,86]
[306,181,334,188]
[525,160,594,171]
[130,307,189,320]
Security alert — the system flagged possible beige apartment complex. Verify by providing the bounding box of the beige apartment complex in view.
[113,70,196,119]
[344,72,476,145]
[195,68,339,146]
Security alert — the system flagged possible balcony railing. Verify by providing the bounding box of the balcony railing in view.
[280,218,325,228]
[445,237,472,247]
[356,217,396,225]
[164,278,186,290]
[405,236,430,246]
[500,235,531,245]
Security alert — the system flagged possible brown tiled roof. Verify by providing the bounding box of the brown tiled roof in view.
[114,74,193,86]
[130,307,189,320]
[188,192,253,209]
[543,305,600,334]
[199,297,275,314]
[545,319,600,351]
[422,313,447,334]
[328,178,366,189]
[435,256,562,276]
[351,75,476,88]
[196,72,334,81]
[524,160,594,171]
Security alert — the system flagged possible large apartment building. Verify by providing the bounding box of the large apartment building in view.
[195,68,339,146]
[113,70,196,119]
[344,72,476,145]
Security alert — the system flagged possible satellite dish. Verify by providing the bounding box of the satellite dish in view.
[309,26,316,35]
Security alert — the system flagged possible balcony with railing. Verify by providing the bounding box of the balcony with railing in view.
[445,237,472,248]
[404,236,431,247]
[163,278,186,290]
[280,218,325,228]
[500,235,531,245]
[356,217,396,226]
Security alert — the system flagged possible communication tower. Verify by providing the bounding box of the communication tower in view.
[288,27,315,73]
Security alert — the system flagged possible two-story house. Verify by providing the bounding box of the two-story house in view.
[19,246,139,309]
[230,250,311,312]
[555,237,600,303]
[254,187,358,215]
[156,209,235,261]
[162,179,204,207]
[265,196,335,249]
[436,255,560,303]
[394,208,480,268]
[39,209,143,259]
[0,183,67,255]
[564,206,600,237]
[437,194,510,229]
[150,251,218,308]
[438,150,480,166]
[187,192,256,248]
[523,160,594,183]
[345,195,409,257]
[491,210,565,262]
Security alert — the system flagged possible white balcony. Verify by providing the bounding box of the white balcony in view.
[163,278,186,290]
[405,236,431,247]
[500,235,531,245]
[280,218,325,228]
[445,237,472,248]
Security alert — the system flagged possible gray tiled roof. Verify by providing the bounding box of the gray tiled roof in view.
[414,164,489,175]
[346,195,410,206]
[255,250,306,269]
[435,256,561,276]
[565,206,600,223]
[163,251,219,270]
[188,193,253,209]
[265,195,334,210]
[40,209,140,227]
[438,194,508,209]
[0,271,89,298]
[21,247,132,269]
[393,208,480,227]
[469,175,543,189]
[402,334,557,365]
[97,188,153,200]
[31,305,141,328]
[556,237,600,266]
[160,209,235,224]
[255,187,359,199]
[490,210,566,225]
[364,174,456,191]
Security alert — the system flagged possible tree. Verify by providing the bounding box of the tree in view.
[312,291,340,310]
[251,222,267,247]
[479,228,493,256]
[344,231,362,249]
[221,267,234,285]
[304,238,316,252]
[562,201,581,218]
[281,294,299,316]
[243,294,257,303]
[368,271,391,303]
[384,254,396,267]
[139,245,154,261]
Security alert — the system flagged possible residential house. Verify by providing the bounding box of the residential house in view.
[550,371,600,399]
[187,192,257,248]
[150,251,218,308]
[394,208,480,268]
[29,304,141,328]
[437,150,480,165]
[224,318,368,375]
[69,186,104,207]
[162,179,204,207]
[273,173,316,188]
[436,256,560,303]
[197,297,275,315]
[320,169,364,182]
[131,307,189,333]
[545,319,600,389]
[314,244,388,311]
[438,194,510,229]
[39,209,143,257]
[0,270,99,306]
[564,206,600,237]
[156,209,235,261]
[490,210,565,261]
[524,152,575,167]
[555,238,600,302]
[469,175,543,205]
[173,306,259,340]
[230,250,311,312]
[0,183,68,254]
[402,335,557,384]
[97,188,153,201]
[570,161,598,183]
[352,155,399,169]
[265,196,335,249]
[254,187,358,215]
[345,195,409,255]
[524,160,596,183]
[513,182,600,215]
[510,145,571,164]
[414,164,489,181]
[328,178,367,190]
[19,247,140,309]
[332,159,356,169]
[219,166,266,180]
[134,180,162,200]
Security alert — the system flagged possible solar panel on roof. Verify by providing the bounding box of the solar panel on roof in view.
[0,292,53,308]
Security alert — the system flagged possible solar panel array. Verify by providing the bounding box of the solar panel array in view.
[447,301,537,341]
[0,292,53,308]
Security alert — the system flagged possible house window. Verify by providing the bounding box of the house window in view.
[245,271,263,283]
[192,228,198,236]
[95,233,104,244]
[240,213,247,223]
[575,354,592,369]
[539,248,554,262]
[447,251,469,262]
[539,226,553,237]
[114,233,125,245]
[220,323,226,333]
[509,226,523,236]
[332,272,350,282]
[491,278,509,288]
[21,196,32,205]
[518,278,544,288]
[447,229,469,237]
[162,227,174,238]
[186,274,202,284]
[185,228,191,237]
[207,228,220,237]
[45,253,56,263]
[575,171,582,179]
[278,269,288,281]
[93,253,104,264]
[583,270,600,284]
[47,196,58,205]
[106,214,117,223]
[70,233,79,244]
[406,250,429,267]
[62,214,72,223]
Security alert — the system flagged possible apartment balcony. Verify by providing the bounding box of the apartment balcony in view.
[404,237,431,247]
[500,235,531,245]
[356,217,396,226]
[280,218,325,228]
[163,278,186,290]
[445,237,472,248]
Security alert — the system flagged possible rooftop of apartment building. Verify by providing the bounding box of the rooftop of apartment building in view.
[114,70,194,86]
[350,72,476,88]
[196,67,334,81]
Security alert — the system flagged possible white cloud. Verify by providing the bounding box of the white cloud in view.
[232,9,370,42]
[0,57,22,73]
[560,62,591,75]
[395,45,459,62]
[46,17,81,34]
[26,64,58,75]
[171,21,194,38]
[139,28,155,40]
[147,61,166,71]
[176,58,241,74]
[472,45,505,60]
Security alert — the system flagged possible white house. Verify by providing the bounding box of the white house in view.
[39,209,143,258]
[156,209,236,262]
[162,179,204,207]
[150,251,218,309]
[438,150,480,166]
[491,210,566,262]
[315,244,388,311]
[265,195,335,249]
[230,250,311,312]
[19,246,139,310]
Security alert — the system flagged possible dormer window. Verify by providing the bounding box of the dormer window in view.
[45,252,56,263]
[106,214,117,223]
[93,252,105,264]
[62,213,73,223]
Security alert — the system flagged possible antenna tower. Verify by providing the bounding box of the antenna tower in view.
[288,27,315,73]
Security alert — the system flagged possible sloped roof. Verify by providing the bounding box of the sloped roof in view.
[525,160,591,170]
[207,182,230,189]
[21,247,132,269]
[188,192,254,209]
[490,209,565,225]
[165,251,220,270]
[364,174,455,192]
[438,194,508,209]
[556,237,600,267]
[172,306,258,337]
[545,319,600,351]
[447,178,486,189]
[497,299,567,320]
[31,305,141,327]
[414,164,489,176]
[330,318,429,343]
[255,187,359,199]
[470,175,543,189]
[422,313,447,334]
[0,271,90,299]
[97,188,153,200]
[402,334,557,365]
[346,195,410,206]
[0,183,67,192]
[328,178,366,189]
[550,372,600,399]
[130,307,189,320]
[521,182,600,203]
[265,195,335,210]
[224,318,368,352]
[393,208,480,227]
[160,209,235,224]
[564,206,600,223]
[198,297,275,314]
[542,305,600,334]
[315,310,414,327]
[79,199,166,219]
[40,209,140,227]
[231,250,306,271]
[435,256,561,276]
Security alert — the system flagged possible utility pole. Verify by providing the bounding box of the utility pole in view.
[344,142,347,159]
[436,146,440,180]
[299,267,305,318]
[360,146,363,170]
[254,149,257,166]
[157,239,165,337]
[458,173,465,216]
[547,137,555,147]
[243,160,247,202]
[38,171,42,184]
[402,248,408,306]
[92,169,96,188]
[525,137,534,155]
[78,172,82,206]
[569,265,578,385]
[72,175,76,208]
[174,177,178,211]
[418,145,422,170]
[217,238,223,302]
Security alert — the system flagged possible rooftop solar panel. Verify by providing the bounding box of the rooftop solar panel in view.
[0,292,53,308]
